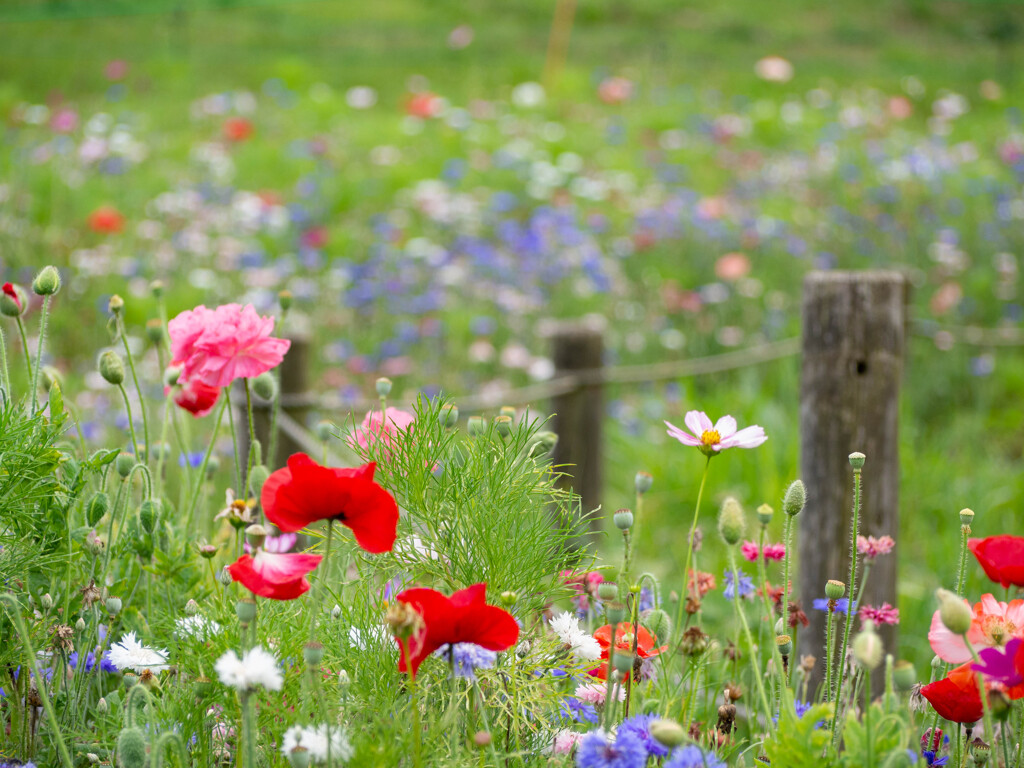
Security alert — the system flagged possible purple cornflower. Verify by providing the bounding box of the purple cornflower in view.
[560,696,599,724]
[664,745,726,768]
[812,598,856,614]
[575,729,647,768]
[618,713,669,758]
[723,569,755,600]
[434,643,497,681]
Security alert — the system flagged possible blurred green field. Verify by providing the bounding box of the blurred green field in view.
[2,0,1024,675]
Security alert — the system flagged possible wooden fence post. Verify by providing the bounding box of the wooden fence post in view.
[548,318,606,546]
[798,271,905,689]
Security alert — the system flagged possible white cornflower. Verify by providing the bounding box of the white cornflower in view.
[106,631,169,673]
[281,724,354,763]
[174,615,222,641]
[215,646,283,692]
[549,612,601,661]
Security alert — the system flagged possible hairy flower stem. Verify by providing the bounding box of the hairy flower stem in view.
[864,667,873,768]
[118,317,150,458]
[727,547,773,731]
[0,326,11,396]
[15,315,32,391]
[0,594,74,768]
[825,608,836,703]
[29,295,50,412]
[117,383,141,458]
[243,378,258,494]
[184,397,228,536]
[673,456,711,643]
[240,691,257,768]
[309,521,334,642]
[831,465,862,745]
[780,514,794,633]
[227,392,243,495]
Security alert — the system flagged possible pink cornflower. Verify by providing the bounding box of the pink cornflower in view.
[350,407,416,457]
[168,304,290,388]
[665,411,767,457]
[856,535,895,560]
[860,603,900,626]
[741,541,786,563]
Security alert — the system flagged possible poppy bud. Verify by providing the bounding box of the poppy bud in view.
[86,754,99,765]
[776,634,792,656]
[642,609,672,643]
[893,660,916,691]
[494,415,512,437]
[500,590,518,607]
[218,566,233,586]
[145,319,165,345]
[473,731,492,748]
[649,719,686,748]
[248,465,271,497]
[0,283,27,316]
[106,596,122,617]
[41,593,53,610]
[613,652,635,675]
[32,265,61,296]
[185,599,199,617]
[99,350,125,385]
[613,509,634,530]
[278,289,293,311]
[849,451,866,469]
[439,404,459,428]
[825,580,846,599]
[597,582,619,601]
[252,372,277,401]
[314,420,334,442]
[467,416,487,436]
[97,697,108,714]
[375,377,392,397]
[87,492,110,526]
[853,622,883,669]
[303,642,324,667]
[718,497,745,545]
[528,431,558,458]
[138,499,161,534]
[936,588,972,635]
[76,617,86,632]
[605,602,627,624]
[338,668,351,691]
[959,508,975,526]
[150,280,164,298]
[634,471,653,495]
[41,365,63,392]
[236,598,257,626]
[206,455,221,477]
[783,480,806,517]
[287,747,310,768]
[757,504,774,525]
[116,727,147,768]
[108,294,125,316]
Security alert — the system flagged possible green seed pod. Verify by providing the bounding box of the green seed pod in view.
[116,727,147,768]
[717,497,745,545]
[936,588,972,635]
[106,597,122,617]
[756,504,774,526]
[892,660,916,691]
[248,464,271,497]
[825,579,846,599]
[278,289,293,311]
[848,451,866,469]
[597,582,619,601]
[649,719,686,748]
[138,499,161,534]
[252,372,277,401]
[87,492,110,526]
[246,524,267,550]
[612,652,635,675]
[499,406,516,420]
[634,471,653,495]
[642,609,672,644]
[0,283,27,316]
[99,350,126,385]
[605,602,627,625]
[287,747,311,768]
[528,430,558,458]
[467,416,487,436]
[236,598,257,626]
[144,320,165,347]
[494,415,512,437]
[314,420,334,442]
[500,590,518,607]
[150,280,164,299]
[439,404,459,428]
[303,642,325,667]
[375,377,392,396]
[613,509,634,530]
[960,508,975,526]
[775,634,793,656]
[108,294,125,316]
[783,480,806,517]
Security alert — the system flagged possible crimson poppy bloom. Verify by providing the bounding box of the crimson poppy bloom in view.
[166,376,220,418]
[395,583,519,678]
[591,622,668,680]
[87,205,125,234]
[2,283,23,312]
[227,551,322,600]
[968,536,1024,588]
[223,117,254,143]
[920,663,984,724]
[262,453,399,552]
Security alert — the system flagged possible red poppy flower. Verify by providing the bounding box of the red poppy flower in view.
[261,453,399,552]
[920,663,984,724]
[969,536,1024,588]
[227,551,322,600]
[405,92,442,119]
[87,205,125,234]
[395,583,519,678]
[165,376,220,418]
[223,117,254,143]
[590,622,668,679]
[2,283,23,311]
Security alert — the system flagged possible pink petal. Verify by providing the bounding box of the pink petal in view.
[928,609,973,664]
[684,410,712,437]
[714,415,738,438]
[665,421,702,446]
[719,425,767,450]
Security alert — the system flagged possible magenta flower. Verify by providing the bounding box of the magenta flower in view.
[856,535,895,560]
[665,411,767,456]
[972,637,1024,688]
[350,407,416,457]
[741,541,786,563]
[169,304,290,387]
[860,603,900,626]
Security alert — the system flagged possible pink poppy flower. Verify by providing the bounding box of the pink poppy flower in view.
[856,535,895,560]
[741,541,785,562]
[351,407,416,457]
[168,303,290,388]
[860,603,900,626]
[929,593,1024,664]
[227,550,322,600]
[665,411,767,456]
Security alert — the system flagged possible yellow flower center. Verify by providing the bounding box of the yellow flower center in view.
[700,429,721,446]
[981,615,1017,646]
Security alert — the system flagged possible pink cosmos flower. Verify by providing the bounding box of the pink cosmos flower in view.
[168,304,290,388]
[665,411,767,456]
[741,541,785,562]
[857,535,895,559]
[860,603,900,626]
[351,407,416,456]
[929,593,1024,664]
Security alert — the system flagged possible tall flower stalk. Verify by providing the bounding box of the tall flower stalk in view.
[832,452,865,743]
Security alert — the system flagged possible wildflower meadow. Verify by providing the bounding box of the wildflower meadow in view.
[2,1,1024,766]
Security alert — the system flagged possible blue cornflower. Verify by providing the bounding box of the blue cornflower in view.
[922,750,949,766]
[618,713,669,758]
[69,649,98,673]
[637,587,655,613]
[664,745,726,768]
[812,598,857,614]
[434,643,497,681]
[178,452,205,469]
[723,569,755,600]
[560,696,599,724]
[772,699,813,725]
[576,729,647,768]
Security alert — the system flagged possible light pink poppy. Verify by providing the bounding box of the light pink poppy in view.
[665,411,767,456]
[929,593,1024,664]
[351,407,416,456]
[168,304,290,387]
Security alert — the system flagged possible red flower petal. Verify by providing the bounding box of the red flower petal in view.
[969,536,1024,588]
[227,551,322,601]
[921,663,984,724]
[169,377,221,418]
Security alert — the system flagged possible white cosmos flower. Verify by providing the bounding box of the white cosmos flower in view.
[281,724,354,763]
[549,612,601,661]
[174,615,222,641]
[106,631,169,673]
[215,646,282,692]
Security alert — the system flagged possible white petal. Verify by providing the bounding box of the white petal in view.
[665,421,702,446]
[719,425,767,449]
[713,415,737,438]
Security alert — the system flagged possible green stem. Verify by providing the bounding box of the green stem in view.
[0,594,74,768]
[119,317,151,459]
[727,547,773,732]
[781,513,794,634]
[309,521,334,641]
[30,295,50,412]
[0,325,11,395]
[825,608,836,703]
[227,391,243,495]
[865,667,873,768]
[965,635,998,755]
[955,523,971,598]
[243,378,258,496]
[240,691,257,768]
[831,466,862,745]
[672,456,712,643]
[118,383,141,458]
[15,315,32,391]
[154,392,174,500]
[184,397,228,536]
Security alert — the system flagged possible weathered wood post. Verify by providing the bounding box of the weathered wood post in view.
[547,317,606,546]
[798,271,905,690]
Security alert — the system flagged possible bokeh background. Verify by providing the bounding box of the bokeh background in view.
[3,0,1024,670]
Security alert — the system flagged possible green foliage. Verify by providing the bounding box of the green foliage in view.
[762,701,836,767]
[840,703,915,768]
[115,727,147,768]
